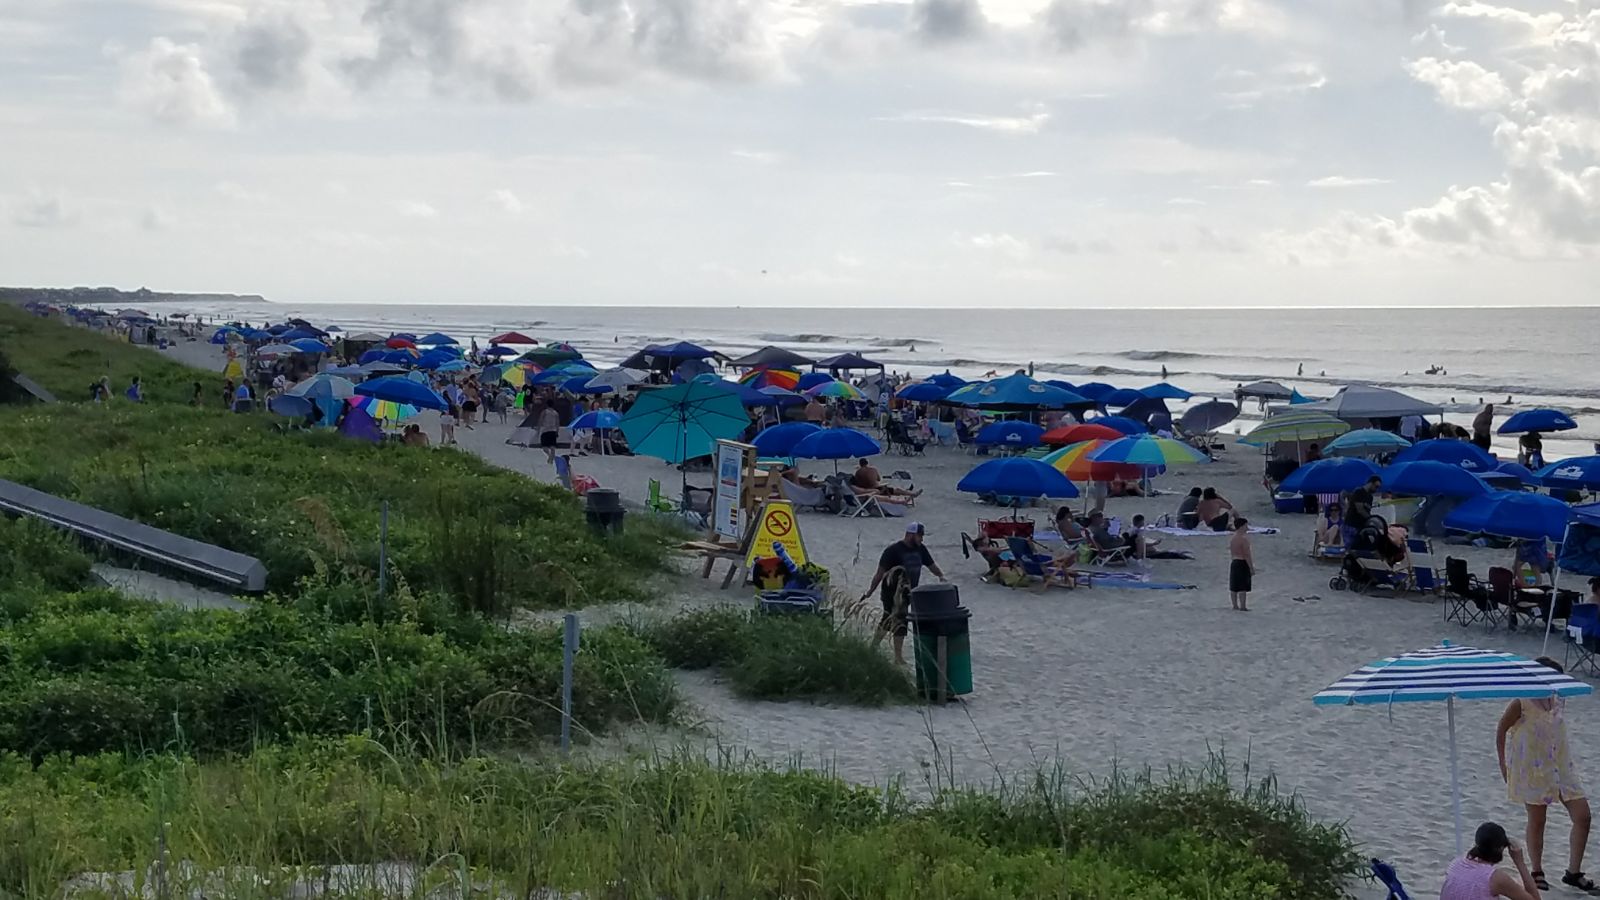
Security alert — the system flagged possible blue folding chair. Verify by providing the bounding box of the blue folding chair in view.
[1566,604,1600,676]
[1371,858,1411,900]
[1004,536,1090,589]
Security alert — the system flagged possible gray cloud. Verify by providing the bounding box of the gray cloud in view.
[232,13,313,93]
[11,191,78,228]
[910,0,987,43]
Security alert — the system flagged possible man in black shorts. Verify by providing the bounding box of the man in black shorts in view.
[865,522,946,664]
[1229,517,1254,612]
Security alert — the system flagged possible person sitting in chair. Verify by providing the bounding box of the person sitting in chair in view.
[1053,506,1085,542]
[1317,504,1344,550]
[852,458,921,498]
[781,464,824,489]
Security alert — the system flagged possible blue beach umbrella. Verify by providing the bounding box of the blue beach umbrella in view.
[1315,641,1591,855]
[1444,491,1571,542]
[563,375,611,394]
[289,338,331,354]
[975,420,1045,448]
[1538,456,1600,491]
[619,382,750,489]
[1391,439,1497,472]
[897,382,954,403]
[1073,382,1116,402]
[1280,458,1380,494]
[926,371,966,388]
[571,410,622,431]
[1087,415,1148,436]
[354,376,449,412]
[1101,388,1147,409]
[796,372,836,391]
[435,360,469,374]
[389,332,417,341]
[1491,460,1538,485]
[359,361,409,377]
[1324,428,1412,457]
[944,373,1091,411]
[759,386,806,407]
[957,458,1079,503]
[483,345,519,358]
[267,394,314,419]
[791,428,882,468]
[1381,461,1491,498]
[753,422,821,457]
[417,331,458,346]
[1140,383,1193,401]
[279,327,323,341]
[1499,408,1578,435]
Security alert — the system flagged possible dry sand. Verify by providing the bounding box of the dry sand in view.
[160,338,1600,895]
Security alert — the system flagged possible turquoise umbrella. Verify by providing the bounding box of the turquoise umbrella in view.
[620,381,751,491]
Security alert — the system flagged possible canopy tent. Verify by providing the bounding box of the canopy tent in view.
[728,346,816,369]
[620,341,719,373]
[812,351,885,374]
[1235,380,1294,402]
[1297,384,1442,420]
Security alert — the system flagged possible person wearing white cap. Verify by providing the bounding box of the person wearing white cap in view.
[865,522,946,665]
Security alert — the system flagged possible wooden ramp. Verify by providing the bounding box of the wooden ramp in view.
[8,373,57,403]
[0,479,267,592]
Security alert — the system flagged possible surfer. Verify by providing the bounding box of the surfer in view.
[1161,364,1168,380]
[1297,363,1303,376]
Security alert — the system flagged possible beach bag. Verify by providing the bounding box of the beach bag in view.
[979,519,1034,540]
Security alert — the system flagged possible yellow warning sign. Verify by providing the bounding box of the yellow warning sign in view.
[222,358,243,381]
[744,500,808,568]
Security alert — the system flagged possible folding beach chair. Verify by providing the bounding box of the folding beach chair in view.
[1004,536,1091,589]
[1566,604,1600,676]
[1084,530,1129,567]
[1406,537,1439,594]
[646,478,676,513]
[825,475,883,518]
[1310,526,1345,561]
[1443,556,1495,628]
[1370,858,1411,900]
[1487,565,1540,630]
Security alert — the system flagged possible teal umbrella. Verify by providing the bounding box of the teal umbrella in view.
[620,381,751,491]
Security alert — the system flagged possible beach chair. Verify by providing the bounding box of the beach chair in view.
[1488,566,1540,631]
[1004,536,1091,589]
[1084,531,1129,567]
[1565,604,1600,675]
[956,423,976,455]
[779,478,831,512]
[825,475,883,518]
[1443,557,1497,628]
[1311,526,1345,561]
[927,420,956,447]
[1406,537,1439,594]
[646,478,676,513]
[1370,858,1412,900]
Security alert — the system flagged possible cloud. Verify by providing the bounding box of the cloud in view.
[215,181,268,203]
[1307,176,1393,188]
[1039,0,1278,51]
[731,148,781,163]
[488,189,523,215]
[1167,196,1205,206]
[1042,235,1115,254]
[117,36,234,126]
[910,0,987,43]
[967,232,1031,258]
[395,199,438,218]
[1217,62,1327,108]
[141,205,176,231]
[985,171,1058,179]
[231,12,312,93]
[10,191,78,228]
[883,109,1050,135]
[1405,57,1510,112]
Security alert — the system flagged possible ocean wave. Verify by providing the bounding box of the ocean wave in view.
[759,332,928,348]
[1115,349,1305,364]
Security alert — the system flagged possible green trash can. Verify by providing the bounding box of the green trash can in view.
[907,583,972,702]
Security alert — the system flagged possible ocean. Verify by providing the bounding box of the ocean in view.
[157,300,1600,458]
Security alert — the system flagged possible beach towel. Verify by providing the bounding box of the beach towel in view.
[1081,570,1196,590]
[1147,525,1279,537]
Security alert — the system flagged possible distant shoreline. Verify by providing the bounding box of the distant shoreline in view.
[0,287,269,307]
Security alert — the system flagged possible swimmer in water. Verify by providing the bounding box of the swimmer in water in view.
[1161,364,1168,380]
[1297,363,1303,376]
[909,343,916,352]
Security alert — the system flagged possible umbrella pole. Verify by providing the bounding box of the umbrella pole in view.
[1541,522,1573,655]
[1448,696,1463,857]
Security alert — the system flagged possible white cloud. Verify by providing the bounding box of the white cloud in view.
[10,191,78,228]
[1217,62,1327,108]
[141,205,176,231]
[117,36,234,126]
[1167,196,1205,206]
[967,232,1031,258]
[731,148,782,163]
[1307,176,1393,188]
[488,189,523,215]
[215,181,268,203]
[395,200,438,219]
[883,109,1050,135]
[985,171,1059,179]
[1405,57,1511,112]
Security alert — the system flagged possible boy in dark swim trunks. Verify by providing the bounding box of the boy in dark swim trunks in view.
[1229,517,1254,612]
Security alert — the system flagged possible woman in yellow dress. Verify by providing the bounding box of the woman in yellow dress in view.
[1497,657,1597,894]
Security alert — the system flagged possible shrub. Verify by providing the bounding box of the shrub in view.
[0,589,679,759]
[0,741,1362,899]
[637,607,916,706]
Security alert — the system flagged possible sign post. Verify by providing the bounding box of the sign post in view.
[712,440,749,541]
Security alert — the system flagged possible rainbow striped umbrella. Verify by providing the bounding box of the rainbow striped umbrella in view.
[348,395,418,422]
[805,381,863,400]
[1041,440,1153,482]
[738,367,801,390]
[1088,435,1209,467]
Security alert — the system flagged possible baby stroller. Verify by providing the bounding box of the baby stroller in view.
[1329,515,1410,594]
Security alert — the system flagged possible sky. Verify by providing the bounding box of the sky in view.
[1,0,1598,308]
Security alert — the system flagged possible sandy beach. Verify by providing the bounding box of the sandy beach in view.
[162,337,1596,895]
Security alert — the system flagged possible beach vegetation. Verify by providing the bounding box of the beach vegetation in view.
[0,739,1361,898]
[0,304,203,403]
[0,403,684,610]
[637,606,917,706]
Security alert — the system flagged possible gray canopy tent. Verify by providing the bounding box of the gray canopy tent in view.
[1298,385,1442,421]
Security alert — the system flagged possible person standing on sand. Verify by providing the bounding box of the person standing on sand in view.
[866,523,946,665]
[1497,656,1597,894]
[1439,822,1542,900]
[1228,518,1253,611]
[1474,403,1496,451]
[538,403,561,464]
